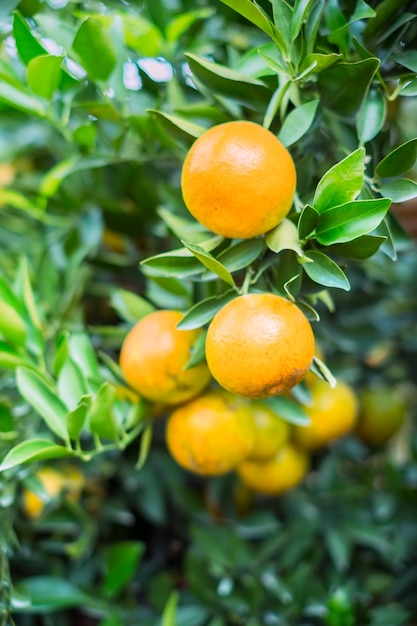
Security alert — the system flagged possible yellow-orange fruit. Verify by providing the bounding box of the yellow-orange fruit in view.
[205,293,315,399]
[181,121,296,239]
[247,401,290,461]
[293,380,358,450]
[237,444,309,496]
[119,310,211,406]
[166,390,255,476]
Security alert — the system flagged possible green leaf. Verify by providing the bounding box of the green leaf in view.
[278,100,319,147]
[16,577,87,612]
[57,359,88,411]
[181,241,236,288]
[110,289,155,324]
[68,334,100,383]
[16,367,69,442]
[166,8,215,42]
[318,58,380,115]
[13,11,47,65]
[0,301,26,347]
[135,425,153,471]
[66,399,90,442]
[0,78,47,117]
[292,0,316,39]
[0,342,33,370]
[0,439,73,472]
[265,219,304,256]
[313,148,366,213]
[272,0,292,55]
[315,198,391,245]
[302,251,350,290]
[218,0,287,51]
[378,179,417,202]
[162,591,180,626]
[184,331,207,369]
[148,110,206,143]
[392,50,417,72]
[157,207,210,243]
[263,396,310,426]
[298,205,320,241]
[185,52,271,111]
[40,154,115,197]
[177,291,236,330]
[309,356,337,387]
[27,55,63,100]
[72,18,117,81]
[329,235,386,260]
[15,257,42,332]
[375,138,417,178]
[88,382,118,441]
[299,53,341,77]
[216,239,265,272]
[357,88,386,144]
[103,542,145,599]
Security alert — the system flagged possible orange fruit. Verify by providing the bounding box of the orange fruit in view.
[237,444,309,496]
[119,310,211,405]
[22,465,85,519]
[247,401,290,461]
[205,293,315,398]
[181,121,296,239]
[355,386,407,447]
[166,389,255,476]
[293,379,358,450]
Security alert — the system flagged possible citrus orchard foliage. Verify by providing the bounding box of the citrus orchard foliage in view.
[0,0,415,625]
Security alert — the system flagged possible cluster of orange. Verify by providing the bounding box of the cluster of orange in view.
[118,309,364,496]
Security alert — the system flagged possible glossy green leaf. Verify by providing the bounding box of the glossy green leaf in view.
[272,0,292,55]
[88,382,118,441]
[216,239,265,272]
[68,334,100,382]
[392,50,417,72]
[72,18,117,81]
[177,291,236,330]
[292,0,316,39]
[375,138,417,178]
[298,205,320,241]
[15,257,42,332]
[0,439,72,472]
[157,207,210,243]
[218,0,286,51]
[166,8,214,42]
[27,55,63,100]
[0,342,33,370]
[184,331,207,369]
[103,541,145,599]
[57,359,87,411]
[0,301,26,347]
[0,78,47,117]
[308,355,337,387]
[263,395,310,426]
[181,241,236,287]
[66,399,90,442]
[378,179,417,202]
[313,148,365,213]
[357,88,386,144]
[265,219,304,256]
[17,577,87,612]
[110,289,155,324]
[329,235,386,259]
[299,53,341,77]
[13,11,47,65]
[278,99,319,147]
[302,251,350,290]
[16,367,69,442]
[141,249,207,279]
[185,53,271,111]
[263,81,291,130]
[316,198,391,245]
[148,110,206,143]
[318,58,380,115]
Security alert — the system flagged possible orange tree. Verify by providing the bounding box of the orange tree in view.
[0,0,416,625]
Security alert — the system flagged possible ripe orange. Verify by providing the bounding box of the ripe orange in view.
[205,293,315,399]
[293,379,358,450]
[181,121,296,239]
[355,386,407,447]
[166,389,255,476]
[247,401,290,461]
[22,465,85,519]
[237,444,309,495]
[119,310,211,405]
